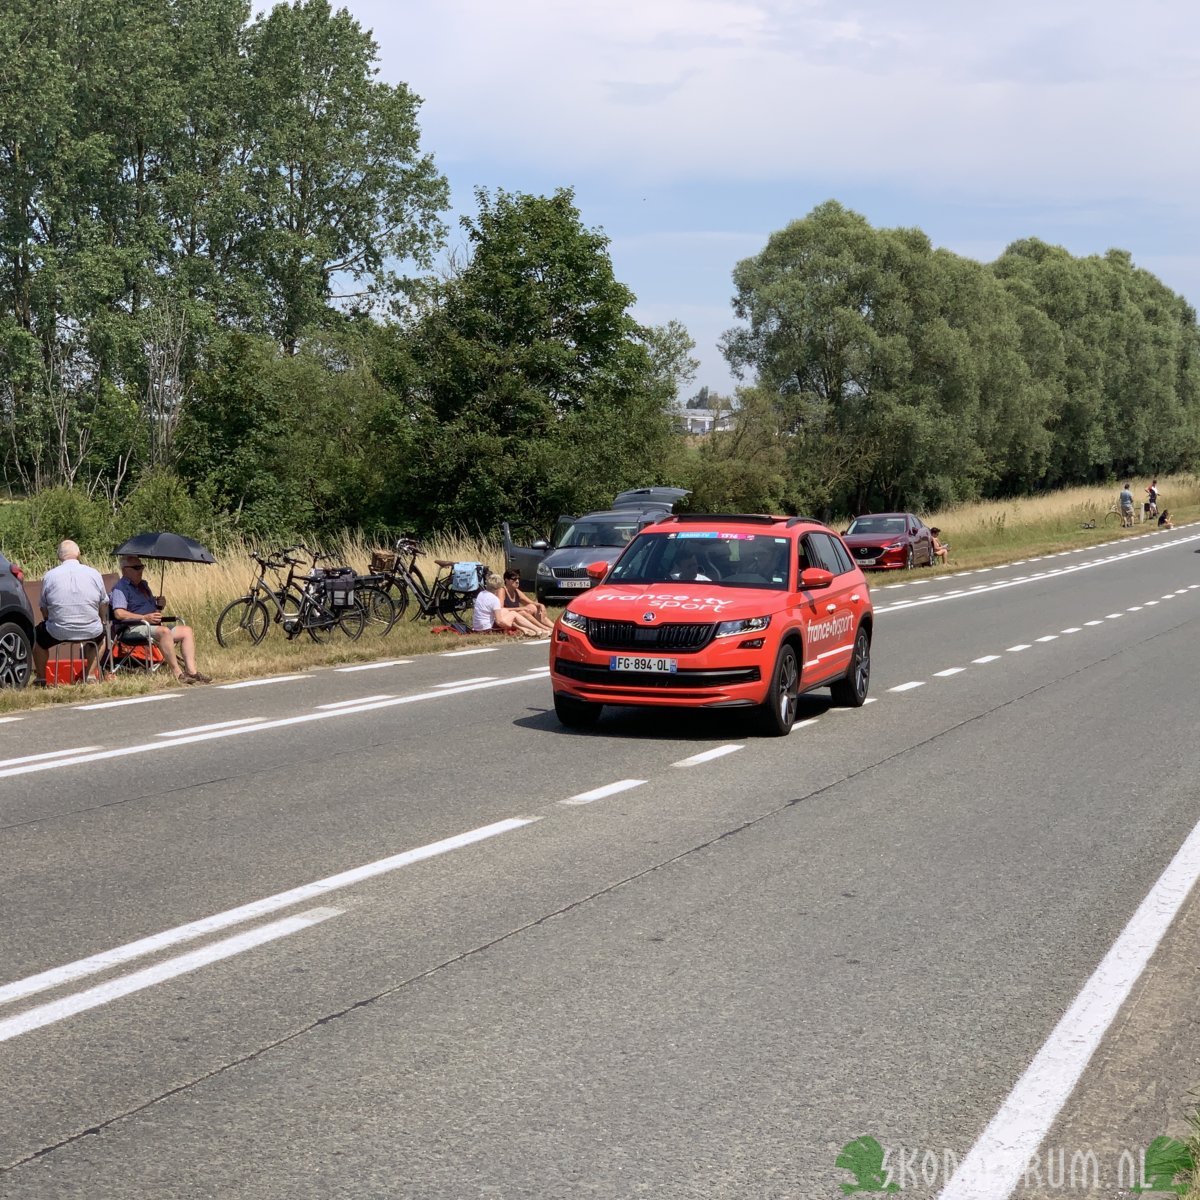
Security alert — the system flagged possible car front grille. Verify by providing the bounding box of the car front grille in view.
[556,661,760,689]
[583,619,716,653]
[551,567,591,579]
[854,544,890,558]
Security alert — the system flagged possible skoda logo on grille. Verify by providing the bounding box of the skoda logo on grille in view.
[642,612,657,622]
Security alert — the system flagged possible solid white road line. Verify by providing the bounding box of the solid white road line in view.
[0,817,534,1007]
[77,695,180,711]
[673,745,744,767]
[0,746,102,769]
[561,779,646,805]
[937,814,1200,1200]
[315,694,394,710]
[434,677,497,688]
[889,682,925,692]
[157,718,266,738]
[219,674,307,690]
[441,647,498,657]
[335,660,413,672]
[0,673,548,780]
[0,908,341,1044]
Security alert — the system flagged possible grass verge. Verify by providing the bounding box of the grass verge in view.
[3,476,1196,716]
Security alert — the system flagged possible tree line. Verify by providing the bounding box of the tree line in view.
[3,3,1197,559]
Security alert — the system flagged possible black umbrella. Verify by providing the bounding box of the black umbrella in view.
[113,531,216,599]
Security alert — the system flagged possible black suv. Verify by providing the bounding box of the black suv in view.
[503,488,691,605]
[0,549,34,688]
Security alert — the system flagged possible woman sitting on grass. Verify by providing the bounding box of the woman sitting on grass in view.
[472,573,548,636]
[930,527,950,565]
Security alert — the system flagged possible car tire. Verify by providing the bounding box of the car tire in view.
[755,642,800,736]
[830,626,871,707]
[554,692,602,729]
[927,542,936,568]
[0,620,32,688]
[905,545,914,570]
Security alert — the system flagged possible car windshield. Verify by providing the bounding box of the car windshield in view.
[605,532,792,590]
[847,516,906,536]
[555,519,640,549]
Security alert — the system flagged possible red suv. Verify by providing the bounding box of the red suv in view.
[549,514,874,735]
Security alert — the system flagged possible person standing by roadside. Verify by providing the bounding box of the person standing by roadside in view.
[1119,482,1135,527]
[1145,478,1159,520]
[32,540,108,684]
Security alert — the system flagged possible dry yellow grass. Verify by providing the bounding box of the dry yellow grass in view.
[3,475,1196,713]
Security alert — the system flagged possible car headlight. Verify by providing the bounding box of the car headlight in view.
[714,615,771,639]
[536,562,553,578]
[560,609,588,632]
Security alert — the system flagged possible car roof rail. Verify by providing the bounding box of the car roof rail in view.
[660,513,786,526]
[785,515,824,527]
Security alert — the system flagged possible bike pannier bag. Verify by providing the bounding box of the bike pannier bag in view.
[320,567,357,608]
[450,561,485,593]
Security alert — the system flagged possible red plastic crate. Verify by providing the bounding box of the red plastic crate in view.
[44,659,86,685]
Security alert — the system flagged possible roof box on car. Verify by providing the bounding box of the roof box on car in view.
[611,487,691,511]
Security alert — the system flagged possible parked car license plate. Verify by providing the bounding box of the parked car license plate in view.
[559,579,591,589]
[609,655,677,673]
[859,557,876,565]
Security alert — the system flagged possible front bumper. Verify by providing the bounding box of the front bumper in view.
[550,629,772,708]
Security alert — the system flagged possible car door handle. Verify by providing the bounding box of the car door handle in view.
[826,603,837,613]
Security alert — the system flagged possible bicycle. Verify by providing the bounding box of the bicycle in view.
[215,552,366,647]
[303,546,397,638]
[368,535,482,625]
[1102,499,1138,527]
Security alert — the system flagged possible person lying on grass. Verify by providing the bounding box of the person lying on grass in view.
[472,573,548,636]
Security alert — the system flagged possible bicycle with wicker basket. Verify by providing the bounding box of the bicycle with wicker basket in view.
[368,535,485,626]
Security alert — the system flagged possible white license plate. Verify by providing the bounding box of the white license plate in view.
[558,579,591,589]
[859,557,876,565]
[610,655,677,674]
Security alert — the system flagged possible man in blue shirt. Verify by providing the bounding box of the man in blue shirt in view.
[110,556,211,684]
[1118,483,1134,528]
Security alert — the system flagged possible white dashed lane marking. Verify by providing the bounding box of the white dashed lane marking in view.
[78,695,180,711]
[673,745,744,768]
[561,780,646,806]
[889,682,925,692]
[973,655,1000,664]
[934,668,965,677]
[220,675,306,690]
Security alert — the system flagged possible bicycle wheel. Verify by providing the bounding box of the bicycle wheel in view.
[358,585,397,637]
[216,597,270,648]
[304,599,365,643]
[435,582,470,626]
[1103,507,1122,526]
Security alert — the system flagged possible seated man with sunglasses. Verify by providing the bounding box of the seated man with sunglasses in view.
[110,556,211,684]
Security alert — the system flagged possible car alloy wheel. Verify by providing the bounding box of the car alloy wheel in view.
[905,545,914,570]
[831,626,871,707]
[756,642,799,736]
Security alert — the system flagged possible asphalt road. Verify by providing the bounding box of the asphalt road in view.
[2,525,1200,1199]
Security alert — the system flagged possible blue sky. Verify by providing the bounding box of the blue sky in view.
[337,0,1200,398]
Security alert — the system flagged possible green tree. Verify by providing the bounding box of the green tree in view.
[241,0,448,350]
[377,187,683,531]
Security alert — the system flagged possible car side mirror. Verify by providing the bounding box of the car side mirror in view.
[799,567,834,590]
[532,539,549,551]
[586,561,609,582]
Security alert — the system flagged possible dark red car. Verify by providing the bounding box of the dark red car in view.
[841,513,935,570]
